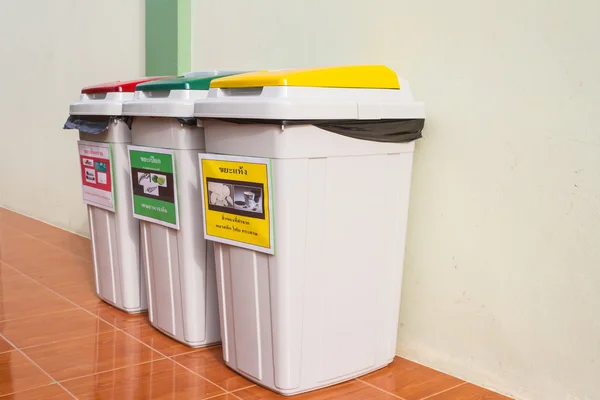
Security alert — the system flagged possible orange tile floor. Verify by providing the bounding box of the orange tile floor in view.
[0,208,511,399]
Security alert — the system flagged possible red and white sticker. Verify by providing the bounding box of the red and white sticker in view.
[78,141,115,212]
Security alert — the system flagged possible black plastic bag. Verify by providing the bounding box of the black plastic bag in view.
[63,116,133,134]
[212,118,424,143]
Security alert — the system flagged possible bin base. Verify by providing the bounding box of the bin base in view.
[150,323,222,349]
[226,359,393,396]
[98,296,147,315]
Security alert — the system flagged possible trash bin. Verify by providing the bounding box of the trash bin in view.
[64,77,168,313]
[194,65,426,394]
[122,71,247,347]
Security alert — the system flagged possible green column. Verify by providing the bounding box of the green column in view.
[145,0,191,76]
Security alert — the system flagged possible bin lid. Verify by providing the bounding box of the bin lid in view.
[194,65,425,121]
[209,65,400,89]
[123,71,251,118]
[135,71,246,92]
[70,77,170,116]
[81,78,168,94]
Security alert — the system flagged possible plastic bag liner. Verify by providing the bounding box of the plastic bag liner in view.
[212,118,424,143]
[177,117,198,126]
[63,116,133,134]
[129,117,197,129]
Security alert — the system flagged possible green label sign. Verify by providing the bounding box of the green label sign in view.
[128,145,179,229]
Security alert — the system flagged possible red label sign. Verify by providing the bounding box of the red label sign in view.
[78,141,115,211]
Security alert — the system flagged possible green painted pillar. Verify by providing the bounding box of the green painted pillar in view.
[145,0,191,76]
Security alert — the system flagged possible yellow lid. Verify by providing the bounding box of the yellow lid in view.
[210,65,400,90]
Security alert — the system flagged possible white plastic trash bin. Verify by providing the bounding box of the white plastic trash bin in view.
[65,78,166,313]
[194,65,426,395]
[122,71,246,347]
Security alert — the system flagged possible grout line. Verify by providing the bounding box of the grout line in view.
[0,384,75,400]
[7,218,305,398]
[0,261,196,394]
[166,342,223,359]
[0,219,92,264]
[0,385,56,399]
[57,359,160,384]
[2,259,233,397]
[167,355,232,395]
[420,382,468,400]
[229,383,257,393]
[3,211,477,400]
[0,304,80,325]
[0,215,240,396]
[356,378,407,399]
[17,330,119,352]
[0,333,78,399]
[205,392,235,400]
[0,207,89,239]
[167,348,207,358]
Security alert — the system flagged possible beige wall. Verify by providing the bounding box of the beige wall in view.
[0,0,145,236]
[192,1,600,399]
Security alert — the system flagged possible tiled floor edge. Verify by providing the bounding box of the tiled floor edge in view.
[0,207,89,240]
[395,352,513,399]
[420,382,468,399]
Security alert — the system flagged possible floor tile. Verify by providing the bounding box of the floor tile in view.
[0,209,45,235]
[426,383,512,399]
[209,395,243,400]
[62,358,224,400]
[0,210,67,242]
[0,384,73,399]
[0,209,91,259]
[0,263,76,322]
[234,380,398,399]
[0,235,52,267]
[1,309,115,349]
[85,303,149,329]
[0,208,507,400]
[360,357,464,400]
[14,249,94,283]
[47,279,102,308]
[174,346,254,392]
[0,337,14,354]
[33,229,92,262]
[123,323,197,357]
[0,351,52,396]
[0,225,25,244]
[0,263,30,287]
[23,330,163,382]
[1,249,85,291]
[0,210,90,263]
[10,251,98,309]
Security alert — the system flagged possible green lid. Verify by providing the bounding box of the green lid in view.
[136,71,249,91]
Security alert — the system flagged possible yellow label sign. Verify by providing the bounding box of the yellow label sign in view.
[199,153,274,254]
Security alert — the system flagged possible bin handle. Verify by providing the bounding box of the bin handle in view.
[139,90,171,99]
[219,87,264,97]
[82,92,108,101]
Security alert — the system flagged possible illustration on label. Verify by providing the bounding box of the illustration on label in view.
[128,146,179,229]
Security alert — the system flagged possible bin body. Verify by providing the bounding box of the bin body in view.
[131,118,220,346]
[80,124,145,311]
[68,79,165,312]
[123,71,245,346]
[195,66,425,394]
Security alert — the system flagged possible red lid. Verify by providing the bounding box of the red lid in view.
[81,77,171,94]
